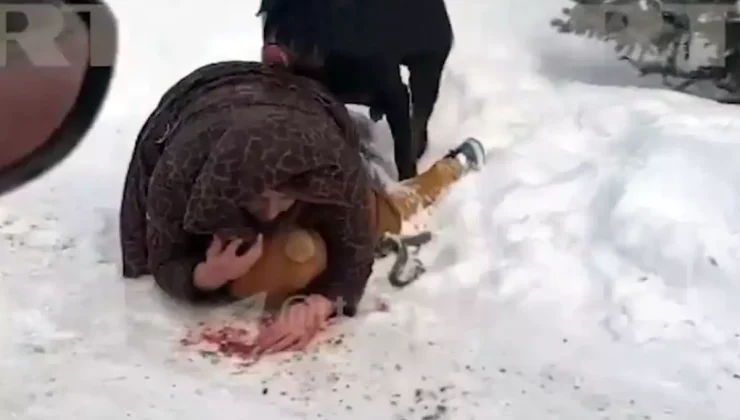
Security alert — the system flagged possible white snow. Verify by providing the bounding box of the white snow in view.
[3,0,740,418]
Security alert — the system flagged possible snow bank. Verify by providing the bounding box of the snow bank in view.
[3,0,740,418]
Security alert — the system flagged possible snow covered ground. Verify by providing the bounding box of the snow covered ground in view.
[3,0,740,418]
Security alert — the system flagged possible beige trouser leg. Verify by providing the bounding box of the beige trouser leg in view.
[374,157,465,236]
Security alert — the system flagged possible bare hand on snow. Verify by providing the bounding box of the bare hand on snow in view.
[253,294,334,355]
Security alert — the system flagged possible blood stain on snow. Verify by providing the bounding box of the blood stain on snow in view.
[181,323,260,368]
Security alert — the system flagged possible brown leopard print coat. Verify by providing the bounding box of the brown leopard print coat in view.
[119,61,374,316]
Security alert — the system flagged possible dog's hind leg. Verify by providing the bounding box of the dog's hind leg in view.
[407,53,448,160]
[373,63,416,180]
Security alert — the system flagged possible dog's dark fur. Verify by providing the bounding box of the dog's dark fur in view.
[256,0,453,180]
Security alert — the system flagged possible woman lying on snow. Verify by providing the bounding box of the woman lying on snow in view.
[119,61,485,355]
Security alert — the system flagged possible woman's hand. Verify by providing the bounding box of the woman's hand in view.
[254,294,335,354]
[193,235,263,290]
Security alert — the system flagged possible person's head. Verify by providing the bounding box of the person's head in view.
[245,189,296,221]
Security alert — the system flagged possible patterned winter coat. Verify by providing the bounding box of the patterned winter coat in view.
[118,61,374,316]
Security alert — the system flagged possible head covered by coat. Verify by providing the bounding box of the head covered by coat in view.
[169,63,363,245]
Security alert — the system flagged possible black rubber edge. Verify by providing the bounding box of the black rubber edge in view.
[0,0,118,195]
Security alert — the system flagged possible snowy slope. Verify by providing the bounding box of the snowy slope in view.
[3,0,740,418]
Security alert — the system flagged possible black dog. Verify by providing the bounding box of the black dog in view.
[257,0,453,180]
